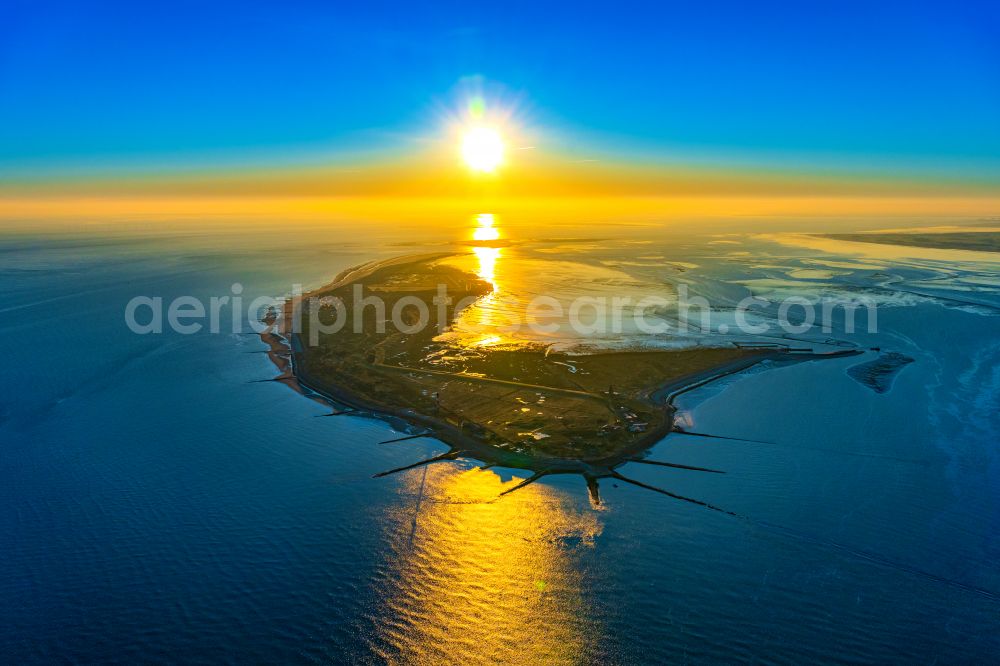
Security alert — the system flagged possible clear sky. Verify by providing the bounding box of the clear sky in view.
[2,0,999,195]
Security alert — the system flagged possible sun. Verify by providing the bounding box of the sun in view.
[461,126,504,173]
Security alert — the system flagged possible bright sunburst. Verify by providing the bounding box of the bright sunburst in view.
[461,126,504,173]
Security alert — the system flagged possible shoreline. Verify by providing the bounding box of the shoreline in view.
[258,252,864,482]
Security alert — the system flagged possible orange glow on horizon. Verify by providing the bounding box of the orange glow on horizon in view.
[2,194,999,227]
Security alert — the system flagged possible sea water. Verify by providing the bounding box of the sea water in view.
[1,217,998,662]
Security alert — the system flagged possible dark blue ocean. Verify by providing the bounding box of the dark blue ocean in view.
[2,221,999,663]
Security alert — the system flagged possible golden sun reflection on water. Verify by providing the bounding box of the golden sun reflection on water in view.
[472,213,502,286]
[367,465,604,664]
[456,213,515,347]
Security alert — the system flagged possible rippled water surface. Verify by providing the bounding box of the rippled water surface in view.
[2,215,999,662]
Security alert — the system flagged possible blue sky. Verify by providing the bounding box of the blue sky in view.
[2,0,998,180]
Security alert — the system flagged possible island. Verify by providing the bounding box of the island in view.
[822,231,1000,253]
[262,253,861,506]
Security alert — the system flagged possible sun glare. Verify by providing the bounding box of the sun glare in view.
[461,126,504,173]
